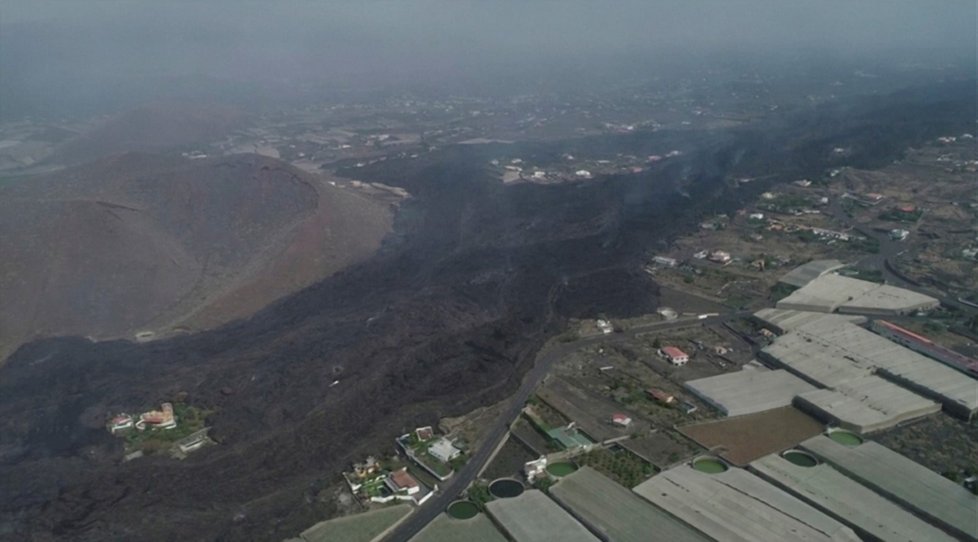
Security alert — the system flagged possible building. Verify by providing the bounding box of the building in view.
[596,319,614,334]
[871,320,978,377]
[659,346,689,366]
[108,414,134,433]
[777,259,846,289]
[708,250,731,264]
[524,457,548,480]
[801,435,978,541]
[415,426,434,441]
[386,467,420,495]
[760,317,978,422]
[652,255,678,267]
[611,413,632,427]
[645,388,676,406]
[353,456,381,479]
[633,465,861,542]
[684,368,817,417]
[890,228,909,241]
[428,438,461,463]
[176,429,210,454]
[776,274,939,315]
[136,402,176,430]
[750,452,958,542]
[646,388,676,405]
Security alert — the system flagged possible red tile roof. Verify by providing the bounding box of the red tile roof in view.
[662,346,688,359]
[389,468,418,490]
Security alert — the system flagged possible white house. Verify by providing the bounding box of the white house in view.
[659,346,690,366]
[428,438,461,463]
[386,468,420,495]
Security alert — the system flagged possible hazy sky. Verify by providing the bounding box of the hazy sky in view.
[2,1,974,117]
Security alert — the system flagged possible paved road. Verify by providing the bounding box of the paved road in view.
[829,202,975,315]
[382,313,741,542]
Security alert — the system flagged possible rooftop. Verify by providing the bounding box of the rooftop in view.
[551,466,710,542]
[779,259,846,288]
[776,274,938,315]
[800,435,978,541]
[684,367,818,417]
[389,468,419,491]
[794,375,941,433]
[752,308,865,334]
[410,512,506,542]
[486,489,598,542]
[751,453,957,542]
[633,465,860,542]
[762,317,978,418]
[661,346,688,359]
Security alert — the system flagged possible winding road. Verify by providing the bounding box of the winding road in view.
[382,312,745,542]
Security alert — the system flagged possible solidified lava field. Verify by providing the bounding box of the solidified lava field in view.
[0,80,972,541]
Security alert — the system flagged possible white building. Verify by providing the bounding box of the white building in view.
[890,229,909,241]
[524,457,548,480]
[428,438,461,463]
[659,346,690,366]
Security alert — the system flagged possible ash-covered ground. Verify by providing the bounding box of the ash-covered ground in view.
[0,80,973,541]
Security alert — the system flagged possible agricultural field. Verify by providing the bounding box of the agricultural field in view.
[300,504,411,542]
[678,406,824,465]
[482,436,537,480]
[537,376,648,442]
[620,430,702,469]
[574,445,656,489]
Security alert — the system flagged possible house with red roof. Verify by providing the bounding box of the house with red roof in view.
[386,467,420,495]
[659,346,689,366]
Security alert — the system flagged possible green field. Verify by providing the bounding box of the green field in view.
[300,505,411,542]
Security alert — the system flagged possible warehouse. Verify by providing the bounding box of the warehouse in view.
[776,274,939,315]
[684,367,818,417]
[750,452,956,542]
[761,318,978,419]
[632,464,860,542]
[793,375,941,433]
[800,435,978,542]
[550,467,709,542]
[486,489,597,542]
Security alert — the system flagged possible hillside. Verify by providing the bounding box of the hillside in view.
[0,152,392,361]
[49,103,247,165]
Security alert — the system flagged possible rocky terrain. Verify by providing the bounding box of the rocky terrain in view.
[0,152,392,360]
[0,80,973,541]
